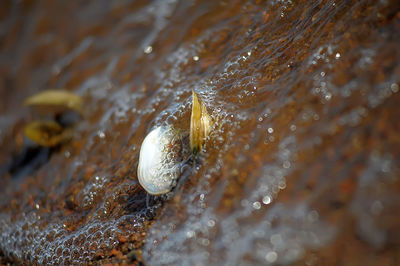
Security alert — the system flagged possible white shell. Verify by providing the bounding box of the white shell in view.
[137,126,181,195]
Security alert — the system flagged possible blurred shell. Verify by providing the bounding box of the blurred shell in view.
[190,91,211,154]
[24,89,83,115]
[137,126,182,195]
[24,120,72,147]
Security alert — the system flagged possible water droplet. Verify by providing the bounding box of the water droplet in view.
[262,195,271,205]
[278,181,286,190]
[324,92,332,101]
[186,231,195,238]
[207,220,215,227]
[335,53,341,59]
[201,238,210,246]
[144,46,153,54]
[391,83,399,93]
[252,201,261,210]
[97,131,105,139]
[193,56,199,61]
[265,251,278,263]
[283,161,291,169]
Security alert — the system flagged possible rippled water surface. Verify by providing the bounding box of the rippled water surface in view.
[0,0,399,265]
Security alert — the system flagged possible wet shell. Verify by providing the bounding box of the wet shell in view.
[190,91,211,154]
[137,91,211,195]
[137,126,181,195]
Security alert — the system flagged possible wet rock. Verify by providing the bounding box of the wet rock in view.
[0,0,399,265]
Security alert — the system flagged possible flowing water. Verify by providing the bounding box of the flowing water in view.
[0,0,399,265]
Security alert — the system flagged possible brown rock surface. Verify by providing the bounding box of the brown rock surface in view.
[0,0,399,265]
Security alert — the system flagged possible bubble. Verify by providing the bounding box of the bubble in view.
[186,230,195,238]
[391,83,399,93]
[283,161,291,169]
[201,238,210,246]
[253,201,261,210]
[270,234,283,246]
[278,181,286,190]
[324,92,332,101]
[144,46,153,54]
[207,220,215,227]
[265,251,278,263]
[97,131,105,139]
[262,195,272,205]
[199,194,205,201]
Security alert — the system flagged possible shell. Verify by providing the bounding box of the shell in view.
[190,91,211,154]
[24,120,72,147]
[137,91,212,195]
[24,89,83,115]
[137,126,182,195]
